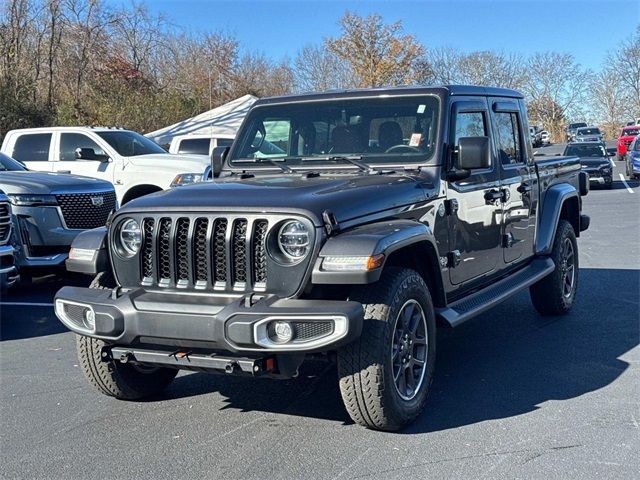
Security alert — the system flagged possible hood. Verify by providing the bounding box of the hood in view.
[127,153,210,172]
[0,171,114,195]
[579,157,610,169]
[121,172,432,226]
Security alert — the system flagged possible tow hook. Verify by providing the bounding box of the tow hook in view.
[119,352,133,364]
[224,361,240,374]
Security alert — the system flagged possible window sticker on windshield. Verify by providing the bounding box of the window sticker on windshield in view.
[409,133,422,147]
[417,104,426,114]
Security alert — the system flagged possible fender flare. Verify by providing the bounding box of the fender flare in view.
[65,227,109,275]
[536,183,579,256]
[311,220,438,284]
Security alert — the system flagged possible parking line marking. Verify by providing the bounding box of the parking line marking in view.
[0,302,54,307]
[619,174,634,193]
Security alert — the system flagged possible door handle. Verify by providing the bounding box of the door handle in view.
[484,189,503,202]
[517,182,532,193]
[56,170,71,174]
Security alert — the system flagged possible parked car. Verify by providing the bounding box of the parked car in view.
[168,135,234,156]
[0,152,116,281]
[563,142,613,188]
[0,190,18,292]
[617,125,640,161]
[540,130,551,145]
[565,122,587,142]
[574,126,603,143]
[625,135,640,180]
[0,127,211,204]
[56,85,589,432]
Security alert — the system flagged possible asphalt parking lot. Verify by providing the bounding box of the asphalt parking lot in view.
[1,144,639,480]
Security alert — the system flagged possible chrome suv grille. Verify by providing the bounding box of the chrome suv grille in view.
[0,202,12,245]
[140,215,271,292]
[56,191,116,229]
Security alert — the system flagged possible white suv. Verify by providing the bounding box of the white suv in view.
[1,127,211,204]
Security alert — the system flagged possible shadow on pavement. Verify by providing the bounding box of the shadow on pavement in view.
[154,268,639,432]
[0,273,89,341]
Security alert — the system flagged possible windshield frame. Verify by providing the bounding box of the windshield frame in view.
[96,130,166,157]
[227,93,442,170]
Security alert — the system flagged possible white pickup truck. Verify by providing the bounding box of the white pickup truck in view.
[1,127,211,204]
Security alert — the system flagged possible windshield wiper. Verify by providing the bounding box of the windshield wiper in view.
[239,157,295,173]
[301,155,377,174]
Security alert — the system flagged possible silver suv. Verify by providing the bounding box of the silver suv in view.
[0,153,116,280]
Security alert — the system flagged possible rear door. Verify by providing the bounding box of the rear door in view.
[52,132,114,185]
[490,99,536,264]
[10,133,54,172]
[447,99,503,286]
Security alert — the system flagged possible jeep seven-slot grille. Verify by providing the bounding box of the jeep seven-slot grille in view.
[0,202,11,245]
[55,191,116,229]
[140,216,270,291]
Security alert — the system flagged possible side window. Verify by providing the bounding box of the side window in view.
[177,138,209,155]
[454,112,487,144]
[12,133,52,162]
[494,112,524,165]
[216,138,233,148]
[59,133,106,161]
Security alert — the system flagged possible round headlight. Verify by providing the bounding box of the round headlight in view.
[278,220,310,260]
[118,218,141,257]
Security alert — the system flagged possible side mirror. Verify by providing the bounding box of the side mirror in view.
[210,146,229,178]
[608,151,616,157]
[457,136,490,170]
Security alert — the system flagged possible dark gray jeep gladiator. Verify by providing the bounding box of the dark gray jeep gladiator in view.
[55,86,590,431]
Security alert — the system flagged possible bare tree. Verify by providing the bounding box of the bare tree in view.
[421,47,461,85]
[457,51,527,89]
[294,44,354,92]
[606,26,640,117]
[325,11,424,88]
[524,52,590,140]
[591,68,627,137]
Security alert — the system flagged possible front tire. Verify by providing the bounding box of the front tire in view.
[338,267,436,431]
[76,271,177,400]
[530,220,579,315]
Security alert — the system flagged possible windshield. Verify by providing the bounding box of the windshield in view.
[229,96,439,166]
[568,122,587,129]
[577,127,600,135]
[0,152,27,171]
[96,131,166,156]
[564,144,607,157]
[622,128,640,137]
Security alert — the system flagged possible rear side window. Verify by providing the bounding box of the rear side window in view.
[59,133,106,161]
[177,138,210,155]
[12,133,52,162]
[494,112,524,165]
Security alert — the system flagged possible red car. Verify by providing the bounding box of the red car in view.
[617,125,640,161]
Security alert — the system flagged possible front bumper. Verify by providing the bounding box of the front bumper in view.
[54,287,364,354]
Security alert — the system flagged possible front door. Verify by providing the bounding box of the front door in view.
[52,132,114,186]
[490,100,535,264]
[447,100,503,286]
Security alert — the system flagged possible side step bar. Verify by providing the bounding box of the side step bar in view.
[108,347,273,376]
[436,257,555,328]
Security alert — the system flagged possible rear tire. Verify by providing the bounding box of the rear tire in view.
[337,267,436,431]
[530,220,578,316]
[76,271,177,400]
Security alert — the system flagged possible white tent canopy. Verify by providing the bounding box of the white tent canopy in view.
[145,94,257,146]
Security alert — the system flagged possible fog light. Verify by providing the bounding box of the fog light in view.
[83,309,96,330]
[273,321,293,343]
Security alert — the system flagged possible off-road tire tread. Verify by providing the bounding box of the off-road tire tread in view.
[530,220,578,316]
[76,272,176,400]
[338,267,435,431]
